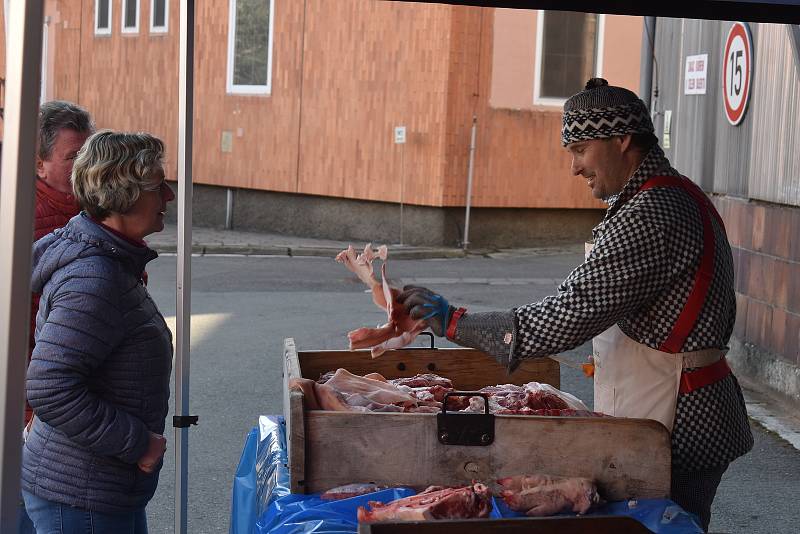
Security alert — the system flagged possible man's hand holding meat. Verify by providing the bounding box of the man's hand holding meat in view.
[397,286,519,372]
[396,286,453,337]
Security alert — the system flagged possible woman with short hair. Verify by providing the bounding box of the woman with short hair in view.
[22,130,175,533]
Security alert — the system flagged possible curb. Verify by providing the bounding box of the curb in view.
[151,243,469,260]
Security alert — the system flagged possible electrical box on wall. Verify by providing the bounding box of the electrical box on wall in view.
[221,131,233,153]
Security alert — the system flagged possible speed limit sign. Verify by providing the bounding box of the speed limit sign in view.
[722,22,753,126]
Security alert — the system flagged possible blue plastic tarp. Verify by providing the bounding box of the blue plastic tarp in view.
[257,492,702,534]
[230,416,291,534]
[256,488,416,534]
[230,416,703,534]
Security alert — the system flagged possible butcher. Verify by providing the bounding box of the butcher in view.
[397,78,753,532]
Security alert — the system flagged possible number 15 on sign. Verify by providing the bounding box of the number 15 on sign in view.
[722,22,752,126]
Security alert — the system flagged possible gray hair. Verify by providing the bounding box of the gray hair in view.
[72,130,166,219]
[38,100,95,160]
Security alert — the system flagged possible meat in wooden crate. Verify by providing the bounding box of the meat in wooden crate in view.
[282,338,671,502]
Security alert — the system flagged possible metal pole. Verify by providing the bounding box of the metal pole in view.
[0,1,45,530]
[462,116,477,250]
[225,188,234,230]
[640,16,656,109]
[399,147,404,245]
[175,1,195,533]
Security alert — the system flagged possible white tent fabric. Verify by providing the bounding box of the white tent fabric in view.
[0,2,196,532]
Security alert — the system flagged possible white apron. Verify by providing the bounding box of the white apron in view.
[585,175,726,431]
[592,324,723,431]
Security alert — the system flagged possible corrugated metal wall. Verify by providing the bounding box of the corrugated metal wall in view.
[749,24,800,205]
[653,20,800,205]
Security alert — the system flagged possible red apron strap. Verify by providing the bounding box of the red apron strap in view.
[638,175,721,353]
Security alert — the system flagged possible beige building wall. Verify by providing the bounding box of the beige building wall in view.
[1,2,643,212]
[490,10,643,109]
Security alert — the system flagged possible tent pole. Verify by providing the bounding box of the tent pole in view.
[175,1,195,533]
[0,1,45,530]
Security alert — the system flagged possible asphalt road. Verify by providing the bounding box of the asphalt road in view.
[143,250,800,533]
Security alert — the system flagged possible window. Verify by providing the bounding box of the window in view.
[534,11,604,106]
[227,0,275,95]
[122,0,140,34]
[151,0,168,34]
[94,0,112,35]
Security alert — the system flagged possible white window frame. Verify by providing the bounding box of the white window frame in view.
[533,10,605,107]
[94,0,112,36]
[226,0,275,96]
[121,0,140,35]
[150,0,169,34]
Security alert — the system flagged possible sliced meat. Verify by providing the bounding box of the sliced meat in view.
[358,483,492,523]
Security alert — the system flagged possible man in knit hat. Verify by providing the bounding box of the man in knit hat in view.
[397,78,753,531]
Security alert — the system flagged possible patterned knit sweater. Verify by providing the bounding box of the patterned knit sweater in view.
[453,146,753,471]
[516,146,752,470]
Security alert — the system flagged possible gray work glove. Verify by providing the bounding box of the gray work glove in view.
[396,285,455,337]
[398,285,519,372]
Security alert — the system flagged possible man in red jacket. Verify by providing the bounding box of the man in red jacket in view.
[18,101,94,534]
[28,101,95,425]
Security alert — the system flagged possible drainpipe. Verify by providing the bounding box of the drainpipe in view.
[640,16,656,109]
[225,188,233,230]
[462,116,477,251]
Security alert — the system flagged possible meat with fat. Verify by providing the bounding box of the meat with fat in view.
[289,369,440,412]
[497,474,600,517]
[357,483,492,523]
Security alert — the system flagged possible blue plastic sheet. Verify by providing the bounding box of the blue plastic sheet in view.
[491,495,703,533]
[256,488,415,534]
[230,416,291,534]
[258,492,701,534]
[231,416,703,534]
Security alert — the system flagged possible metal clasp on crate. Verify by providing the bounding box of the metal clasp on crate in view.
[437,391,494,446]
[398,331,436,350]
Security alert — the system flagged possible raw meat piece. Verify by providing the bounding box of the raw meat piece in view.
[317,371,335,384]
[335,243,388,309]
[462,382,589,414]
[357,483,492,522]
[389,374,453,389]
[337,244,427,357]
[497,474,600,517]
[289,369,438,412]
[403,385,452,404]
[322,368,420,411]
[526,382,588,411]
[320,483,388,501]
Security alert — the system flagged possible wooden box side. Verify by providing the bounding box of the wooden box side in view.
[303,411,671,501]
[297,348,560,389]
[283,338,306,493]
[358,516,652,534]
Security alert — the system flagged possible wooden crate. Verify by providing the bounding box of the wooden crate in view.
[358,516,652,533]
[283,337,671,502]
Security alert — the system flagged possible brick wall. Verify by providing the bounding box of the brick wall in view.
[714,195,800,368]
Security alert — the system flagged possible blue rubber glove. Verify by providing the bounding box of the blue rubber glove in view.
[396,285,455,337]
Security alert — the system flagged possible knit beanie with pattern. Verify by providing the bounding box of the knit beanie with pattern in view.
[561,78,655,146]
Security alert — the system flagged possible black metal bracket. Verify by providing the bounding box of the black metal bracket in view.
[173,415,199,428]
[437,391,494,446]
[398,331,436,350]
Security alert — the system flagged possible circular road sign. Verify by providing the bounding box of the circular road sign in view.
[722,22,753,126]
